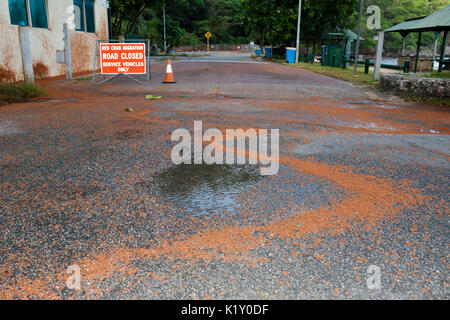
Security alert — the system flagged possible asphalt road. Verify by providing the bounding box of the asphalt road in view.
[0,52,448,299]
[151,51,260,63]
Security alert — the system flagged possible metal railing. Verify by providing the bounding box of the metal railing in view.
[345,58,410,74]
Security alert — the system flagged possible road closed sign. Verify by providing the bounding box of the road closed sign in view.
[100,43,146,74]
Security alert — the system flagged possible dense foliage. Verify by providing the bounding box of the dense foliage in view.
[110,0,449,54]
[360,0,449,54]
[240,0,357,48]
[111,0,245,48]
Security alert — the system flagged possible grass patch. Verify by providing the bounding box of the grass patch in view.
[421,70,450,79]
[271,57,286,64]
[0,82,43,105]
[73,76,91,82]
[287,62,378,87]
[422,97,450,107]
[402,70,450,79]
[402,94,450,107]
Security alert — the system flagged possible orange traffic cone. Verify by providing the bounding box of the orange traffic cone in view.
[162,59,177,83]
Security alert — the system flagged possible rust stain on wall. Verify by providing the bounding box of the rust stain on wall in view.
[71,32,95,74]
[96,15,108,40]
[0,66,16,82]
[33,62,49,79]
[70,12,109,74]
[0,13,21,82]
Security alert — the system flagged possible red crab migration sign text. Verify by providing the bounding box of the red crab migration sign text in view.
[100,43,146,74]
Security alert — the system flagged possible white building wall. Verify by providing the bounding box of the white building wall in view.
[0,0,109,82]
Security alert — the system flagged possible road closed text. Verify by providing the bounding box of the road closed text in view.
[100,43,146,74]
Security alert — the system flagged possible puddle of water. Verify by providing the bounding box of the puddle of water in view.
[420,128,440,134]
[340,104,363,109]
[324,119,397,131]
[48,98,79,103]
[152,164,262,216]
[377,115,424,125]
[374,104,400,109]
[0,121,22,136]
[344,100,376,105]
[340,104,400,111]
[137,163,344,219]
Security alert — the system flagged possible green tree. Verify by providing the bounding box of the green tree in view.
[240,0,357,48]
[110,0,163,36]
[360,0,449,54]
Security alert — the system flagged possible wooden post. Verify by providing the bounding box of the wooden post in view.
[414,31,422,73]
[438,30,448,73]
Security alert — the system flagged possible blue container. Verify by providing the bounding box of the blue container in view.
[286,47,296,64]
[264,47,272,59]
[255,49,261,56]
[321,45,326,65]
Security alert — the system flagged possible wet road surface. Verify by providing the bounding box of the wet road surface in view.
[0,53,449,299]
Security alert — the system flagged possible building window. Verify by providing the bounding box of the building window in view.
[8,0,29,26]
[73,0,95,33]
[8,0,48,29]
[29,0,48,28]
[73,0,84,31]
[85,0,95,33]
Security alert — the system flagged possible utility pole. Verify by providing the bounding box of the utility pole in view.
[163,3,167,52]
[353,0,364,75]
[295,0,302,64]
